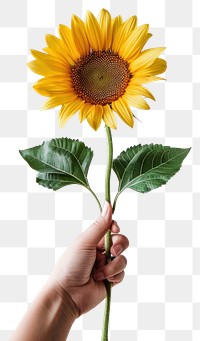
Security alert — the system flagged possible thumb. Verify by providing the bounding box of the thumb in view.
[81,202,112,245]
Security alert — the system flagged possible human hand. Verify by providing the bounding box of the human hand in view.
[48,201,129,317]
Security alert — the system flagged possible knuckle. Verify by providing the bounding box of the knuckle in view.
[121,235,129,248]
[121,270,125,280]
[113,235,129,249]
[125,236,129,248]
[93,215,105,228]
[107,276,115,282]
[103,268,108,278]
[114,271,125,283]
[117,271,125,283]
[120,254,127,267]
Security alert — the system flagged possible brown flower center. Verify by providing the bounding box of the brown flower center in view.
[71,51,131,105]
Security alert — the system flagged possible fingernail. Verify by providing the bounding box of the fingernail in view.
[116,225,120,232]
[112,222,120,232]
[114,244,123,256]
[94,271,104,281]
[101,201,109,217]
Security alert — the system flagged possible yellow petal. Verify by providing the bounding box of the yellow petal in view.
[42,93,78,110]
[123,16,137,36]
[30,49,65,67]
[119,24,149,61]
[27,60,67,77]
[33,87,73,97]
[44,34,71,64]
[59,100,85,127]
[140,33,152,50]
[58,24,80,64]
[126,83,155,100]
[98,9,112,50]
[33,76,73,96]
[134,58,167,77]
[112,15,123,38]
[85,10,103,51]
[123,94,150,110]
[103,104,117,129]
[87,104,103,130]
[45,34,63,52]
[112,97,134,127]
[129,47,166,73]
[34,75,72,86]
[30,48,69,74]
[129,75,165,85]
[79,103,95,122]
[27,60,50,76]
[42,47,66,64]
[43,46,74,65]
[111,16,137,52]
[128,33,153,62]
[71,15,90,56]
[30,49,67,68]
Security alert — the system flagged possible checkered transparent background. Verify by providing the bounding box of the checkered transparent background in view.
[0,0,199,340]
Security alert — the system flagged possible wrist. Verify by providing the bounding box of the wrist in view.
[11,280,78,341]
[50,280,80,319]
[40,281,78,339]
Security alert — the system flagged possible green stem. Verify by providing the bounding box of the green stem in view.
[101,126,113,341]
[87,186,102,212]
[112,192,120,214]
[104,126,113,203]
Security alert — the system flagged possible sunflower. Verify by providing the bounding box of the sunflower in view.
[28,9,166,130]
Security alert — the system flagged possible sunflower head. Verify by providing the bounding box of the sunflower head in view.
[28,9,166,130]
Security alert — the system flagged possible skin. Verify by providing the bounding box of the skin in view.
[11,202,129,341]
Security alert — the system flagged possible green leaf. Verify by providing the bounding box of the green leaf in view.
[19,137,93,189]
[36,173,82,190]
[113,144,191,194]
